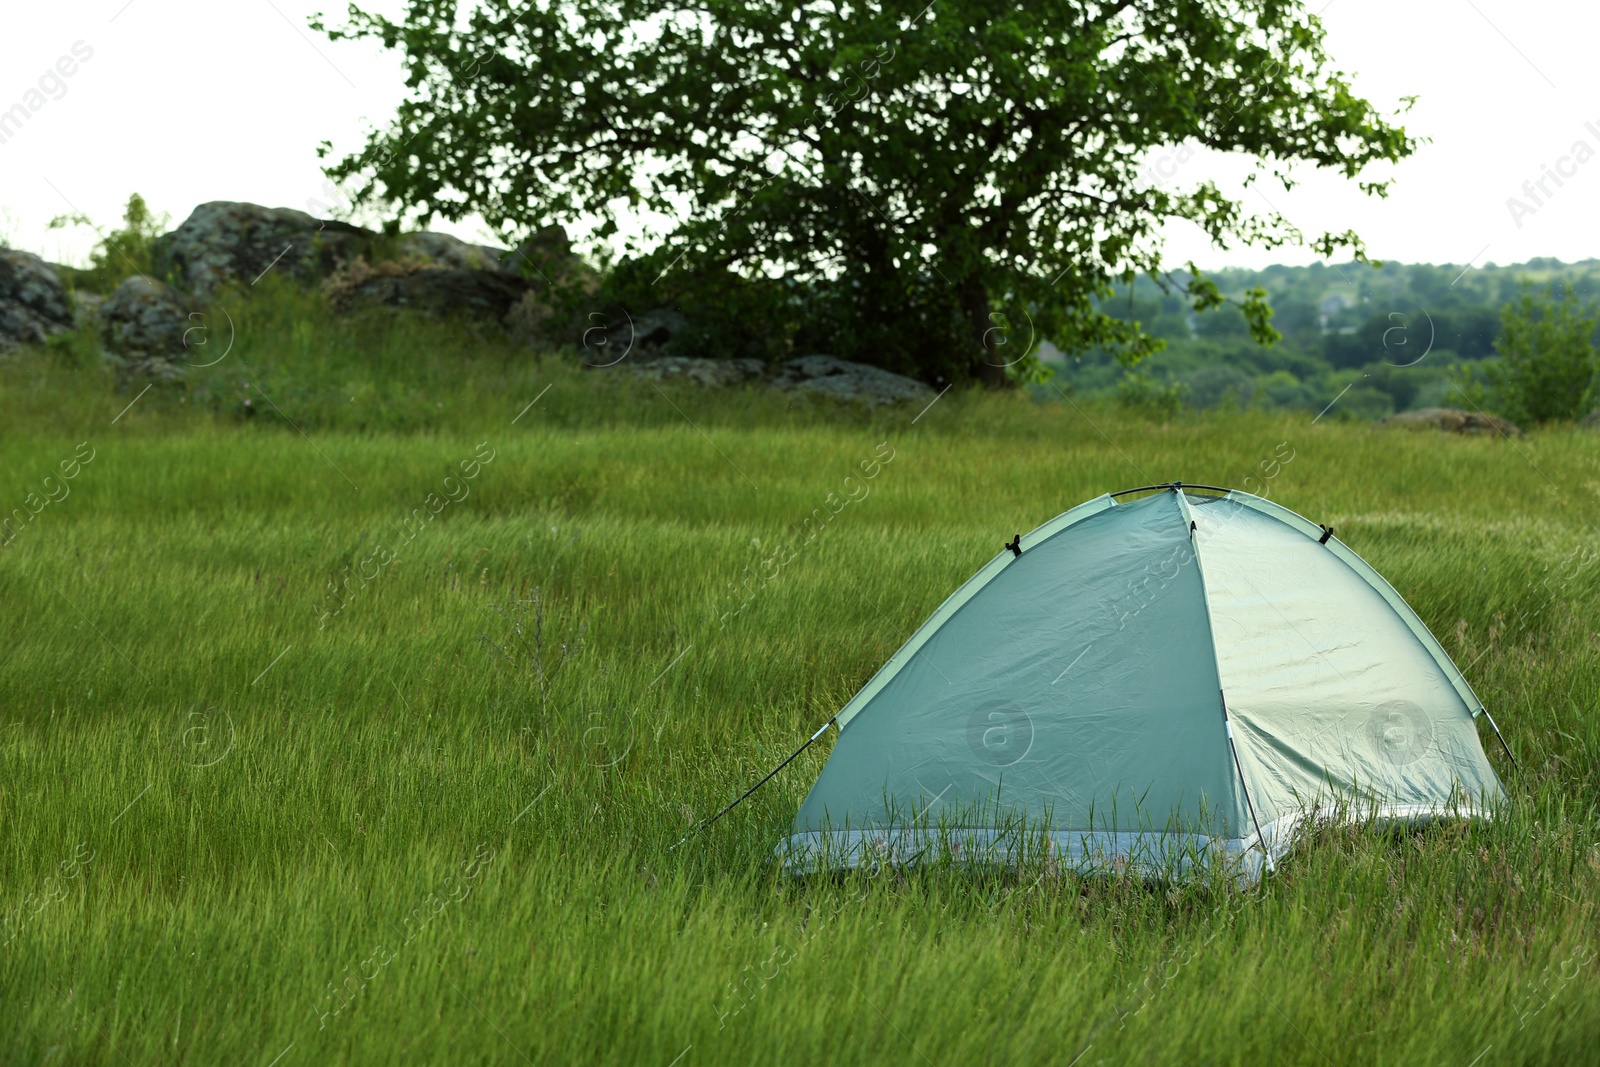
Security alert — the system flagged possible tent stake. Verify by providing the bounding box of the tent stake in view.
[670,717,838,852]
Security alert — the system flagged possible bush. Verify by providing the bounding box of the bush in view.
[1488,282,1598,425]
[1446,360,1494,412]
[1255,369,1319,410]
[47,193,170,294]
[1184,364,1253,410]
[1115,370,1187,418]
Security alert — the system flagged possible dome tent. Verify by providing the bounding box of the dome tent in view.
[779,484,1508,882]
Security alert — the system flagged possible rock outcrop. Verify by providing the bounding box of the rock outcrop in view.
[576,307,688,363]
[769,355,936,406]
[153,201,375,299]
[391,225,581,278]
[394,231,516,274]
[0,248,74,349]
[7,202,941,406]
[99,276,192,379]
[598,350,935,407]
[1377,407,1522,437]
[325,259,529,321]
[325,222,589,330]
[627,355,767,387]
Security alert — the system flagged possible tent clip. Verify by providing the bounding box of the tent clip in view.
[1005,534,1022,558]
[1318,524,1334,545]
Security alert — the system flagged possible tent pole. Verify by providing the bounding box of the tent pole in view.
[1222,698,1275,877]
[669,716,838,851]
[1480,708,1520,774]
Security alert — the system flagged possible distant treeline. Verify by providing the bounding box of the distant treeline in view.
[1050,258,1600,419]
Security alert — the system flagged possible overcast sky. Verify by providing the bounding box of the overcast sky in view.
[2,0,1595,275]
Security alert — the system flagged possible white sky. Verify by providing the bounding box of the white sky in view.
[1,0,1594,273]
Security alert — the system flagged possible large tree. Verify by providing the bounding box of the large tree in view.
[315,0,1416,384]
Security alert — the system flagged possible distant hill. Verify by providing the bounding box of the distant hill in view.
[1046,258,1600,419]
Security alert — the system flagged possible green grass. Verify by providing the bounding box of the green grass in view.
[2,289,1599,1064]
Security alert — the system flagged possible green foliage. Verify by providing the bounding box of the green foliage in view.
[1487,283,1599,425]
[1254,369,1318,410]
[1006,351,1056,387]
[1448,361,1495,412]
[39,320,101,370]
[1330,383,1397,421]
[1115,369,1187,419]
[315,0,1414,385]
[47,192,169,294]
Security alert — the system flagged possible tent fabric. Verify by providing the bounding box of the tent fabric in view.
[781,487,1505,882]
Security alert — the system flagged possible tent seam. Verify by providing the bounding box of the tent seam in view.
[1173,489,1275,873]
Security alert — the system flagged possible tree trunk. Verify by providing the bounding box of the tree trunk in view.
[960,275,1011,387]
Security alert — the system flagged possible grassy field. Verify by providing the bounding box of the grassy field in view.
[2,293,1599,1064]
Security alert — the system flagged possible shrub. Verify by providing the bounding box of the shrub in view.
[47,192,169,294]
[1488,282,1598,425]
[1115,370,1187,419]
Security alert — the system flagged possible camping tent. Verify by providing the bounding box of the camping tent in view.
[781,484,1507,881]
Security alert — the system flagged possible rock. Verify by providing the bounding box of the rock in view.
[150,203,596,347]
[0,248,73,349]
[99,276,192,379]
[508,225,581,279]
[1377,407,1521,437]
[585,347,935,404]
[630,308,689,351]
[770,355,936,406]
[396,231,514,274]
[328,264,528,323]
[154,202,590,301]
[395,225,582,279]
[629,356,766,387]
[396,224,593,336]
[154,201,376,299]
[570,306,688,365]
[613,306,688,351]
[504,225,601,347]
